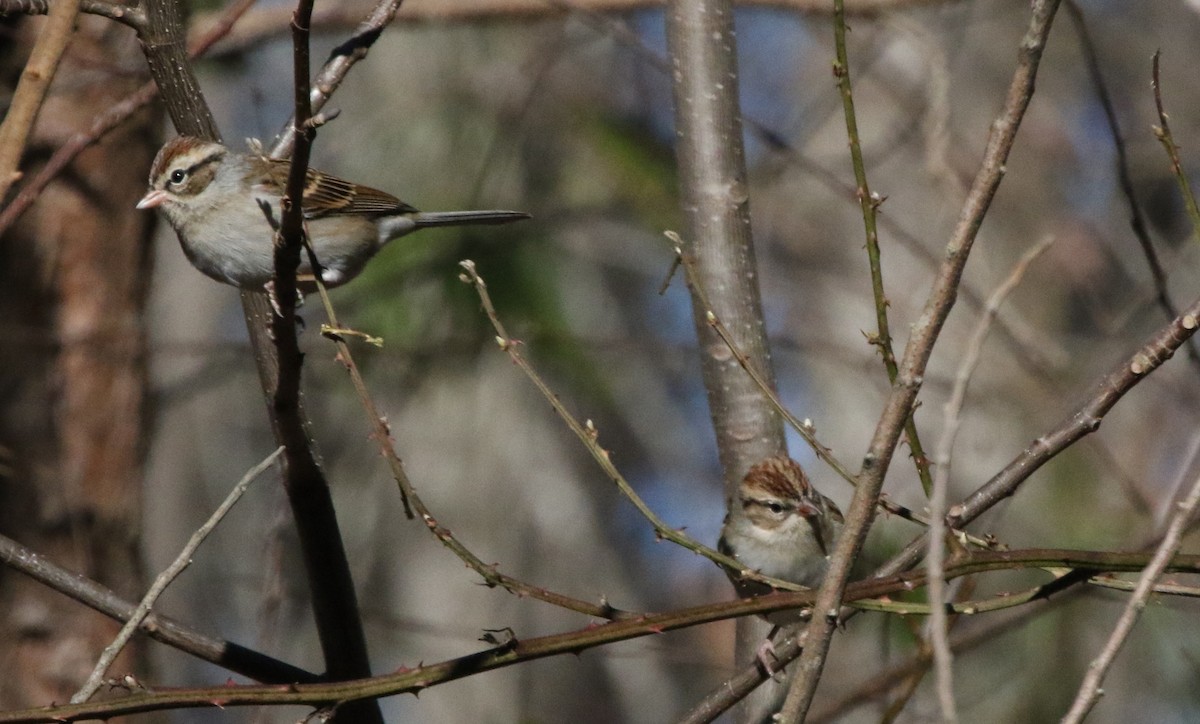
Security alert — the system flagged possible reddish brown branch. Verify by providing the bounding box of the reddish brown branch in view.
[6,549,1199,722]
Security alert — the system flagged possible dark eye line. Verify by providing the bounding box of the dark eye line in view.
[167,151,223,187]
[746,497,793,514]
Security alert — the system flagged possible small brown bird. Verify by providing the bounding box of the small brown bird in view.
[138,136,529,290]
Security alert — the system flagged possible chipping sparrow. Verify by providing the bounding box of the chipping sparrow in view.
[137,136,530,290]
[719,455,844,625]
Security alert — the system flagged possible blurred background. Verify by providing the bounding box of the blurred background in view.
[4,0,1200,721]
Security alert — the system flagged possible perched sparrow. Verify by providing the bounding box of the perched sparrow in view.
[137,136,530,290]
[719,455,844,625]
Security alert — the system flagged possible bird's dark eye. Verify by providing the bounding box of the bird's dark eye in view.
[766,502,785,514]
[169,169,187,184]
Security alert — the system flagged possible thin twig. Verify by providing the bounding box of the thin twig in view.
[271,1,403,154]
[1060,458,1200,722]
[0,0,80,200]
[926,236,1054,722]
[0,531,316,684]
[1065,2,1200,372]
[307,284,412,521]
[830,0,934,496]
[778,2,1064,720]
[667,233,855,484]
[0,0,144,27]
[70,448,284,703]
[876,290,1200,593]
[1151,52,1200,240]
[305,271,638,619]
[457,260,746,574]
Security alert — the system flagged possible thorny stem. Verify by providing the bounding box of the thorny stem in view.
[829,0,934,496]
[778,2,1064,721]
[306,270,638,620]
[1151,52,1200,241]
[9,549,1200,722]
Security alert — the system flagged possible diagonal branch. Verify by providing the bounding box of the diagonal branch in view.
[0,532,316,684]
[70,448,283,703]
[458,262,749,576]
[0,0,80,199]
[877,297,1200,590]
[309,272,641,620]
[777,2,1064,720]
[1061,463,1200,722]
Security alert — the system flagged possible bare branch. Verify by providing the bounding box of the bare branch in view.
[0,0,143,27]
[304,269,642,620]
[1061,451,1200,722]
[877,291,1200,588]
[1066,1,1200,372]
[6,549,1200,722]
[925,236,1054,723]
[780,2,1065,719]
[71,448,283,703]
[0,0,80,199]
[458,261,750,577]
[830,0,934,495]
[1151,52,1200,238]
[0,533,316,684]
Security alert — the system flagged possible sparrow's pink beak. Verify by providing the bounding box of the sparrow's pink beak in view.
[136,189,169,210]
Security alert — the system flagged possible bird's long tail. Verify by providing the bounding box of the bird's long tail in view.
[411,210,530,228]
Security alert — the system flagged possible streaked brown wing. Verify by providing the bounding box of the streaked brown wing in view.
[264,158,417,218]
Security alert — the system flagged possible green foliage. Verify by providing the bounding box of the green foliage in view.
[332,112,680,408]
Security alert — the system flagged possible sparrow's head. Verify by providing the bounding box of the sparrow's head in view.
[137,136,227,212]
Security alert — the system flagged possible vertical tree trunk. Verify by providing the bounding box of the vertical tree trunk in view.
[0,13,157,707]
[665,1,789,720]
